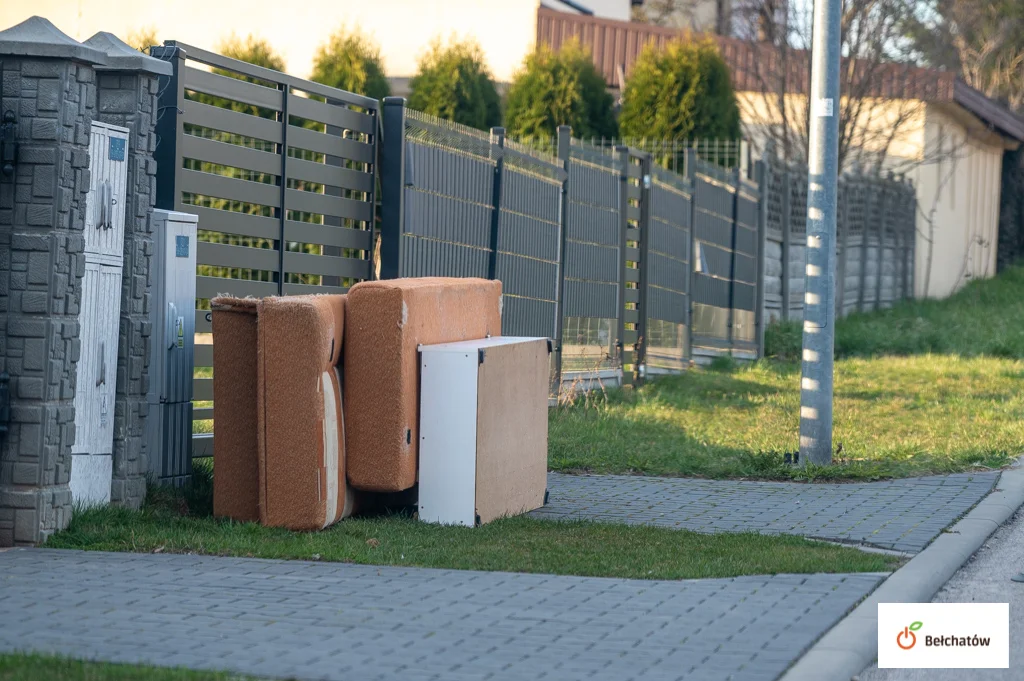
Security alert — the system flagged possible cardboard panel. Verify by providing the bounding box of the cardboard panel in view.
[257,295,353,530]
[344,277,502,492]
[210,297,260,522]
[475,339,549,524]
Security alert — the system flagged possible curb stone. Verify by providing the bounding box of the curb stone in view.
[778,456,1024,681]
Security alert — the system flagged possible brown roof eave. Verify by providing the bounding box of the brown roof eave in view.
[953,80,1024,142]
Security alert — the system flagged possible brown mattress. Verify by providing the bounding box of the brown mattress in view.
[257,295,354,530]
[210,297,260,522]
[344,277,502,492]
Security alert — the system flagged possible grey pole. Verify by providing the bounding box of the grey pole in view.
[798,0,842,466]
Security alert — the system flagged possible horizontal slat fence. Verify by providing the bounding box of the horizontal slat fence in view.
[152,41,379,463]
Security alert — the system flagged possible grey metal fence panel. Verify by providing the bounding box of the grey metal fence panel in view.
[693,274,732,308]
[153,41,379,461]
[787,169,808,320]
[397,111,496,280]
[561,142,624,374]
[845,178,866,316]
[690,166,739,349]
[381,106,567,343]
[563,150,621,326]
[496,161,563,339]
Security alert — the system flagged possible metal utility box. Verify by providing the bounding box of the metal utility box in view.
[145,209,198,486]
[70,121,130,508]
[418,336,550,526]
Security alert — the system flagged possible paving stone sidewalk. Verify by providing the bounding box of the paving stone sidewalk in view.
[533,472,999,553]
[0,549,882,681]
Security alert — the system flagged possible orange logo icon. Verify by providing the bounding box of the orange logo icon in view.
[897,621,923,650]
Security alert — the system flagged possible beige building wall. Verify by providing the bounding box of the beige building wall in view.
[736,90,1009,300]
[566,0,633,21]
[912,104,1006,299]
[0,0,542,81]
[736,92,926,166]
[633,0,725,32]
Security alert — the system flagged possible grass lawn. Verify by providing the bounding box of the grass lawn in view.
[0,654,255,681]
[550,267,1024,481]
[766,265,1024,360]
[549,355,1023,480]
[46,472,898,579]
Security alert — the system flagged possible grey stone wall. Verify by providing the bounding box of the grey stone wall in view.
[762,162,916,324]
[95,72,157,509]
[0,56,95,545]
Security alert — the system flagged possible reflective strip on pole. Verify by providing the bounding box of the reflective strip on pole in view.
[798,0,841,465]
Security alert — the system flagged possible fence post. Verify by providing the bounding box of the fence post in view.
[837,177,850,319]
[487,127,506,281]
[635,151,653,385]
[276,83,290,295]
[553,125,571,391]
[904,181,914,299]
[858,175,870,313]
[727,166,741,353]
[780,168,792,321]
[874,176,887,310]
[685,148,698,360]
[378,97,407,280]
[894,180,904,301]
[614,145,630,385]
[754,158,769,358]
[151,44,186,212]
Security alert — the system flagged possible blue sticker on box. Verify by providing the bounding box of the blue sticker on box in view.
[108,137,126,162]
[175,235,189,258]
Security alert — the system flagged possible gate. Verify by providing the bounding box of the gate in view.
[151,42,380,459]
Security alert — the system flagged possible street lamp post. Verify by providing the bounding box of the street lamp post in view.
[798,0,842,466]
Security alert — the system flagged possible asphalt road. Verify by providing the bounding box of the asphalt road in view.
[859,511,1024,681]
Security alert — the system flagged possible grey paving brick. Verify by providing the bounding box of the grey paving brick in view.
[0,549,882,681]
[532,471,998,552]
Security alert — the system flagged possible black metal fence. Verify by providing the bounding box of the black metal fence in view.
[150,44,917,460]
[379,98,772,387]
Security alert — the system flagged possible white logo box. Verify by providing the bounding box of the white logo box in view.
[878,603,1009,669]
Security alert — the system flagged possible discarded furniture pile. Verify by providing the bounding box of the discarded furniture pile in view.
[210,277,550,530]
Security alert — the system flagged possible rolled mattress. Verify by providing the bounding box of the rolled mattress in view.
[344,277,502,493]
[257,295,355,530]
[210,297,260,522]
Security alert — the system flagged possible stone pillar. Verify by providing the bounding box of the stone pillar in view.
[0,17,107,546]
[82,32,169,509]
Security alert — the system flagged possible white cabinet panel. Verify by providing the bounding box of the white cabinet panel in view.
[72,263,122,456]
[84,122,129,262]
[71,261,100,455]
[418,337,549,527]
[72,120,130,507]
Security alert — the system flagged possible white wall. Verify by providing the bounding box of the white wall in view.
[737,90,1012,300]
[912,103,1006,299]
[576,0,633,21]
[1,0,542,81]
